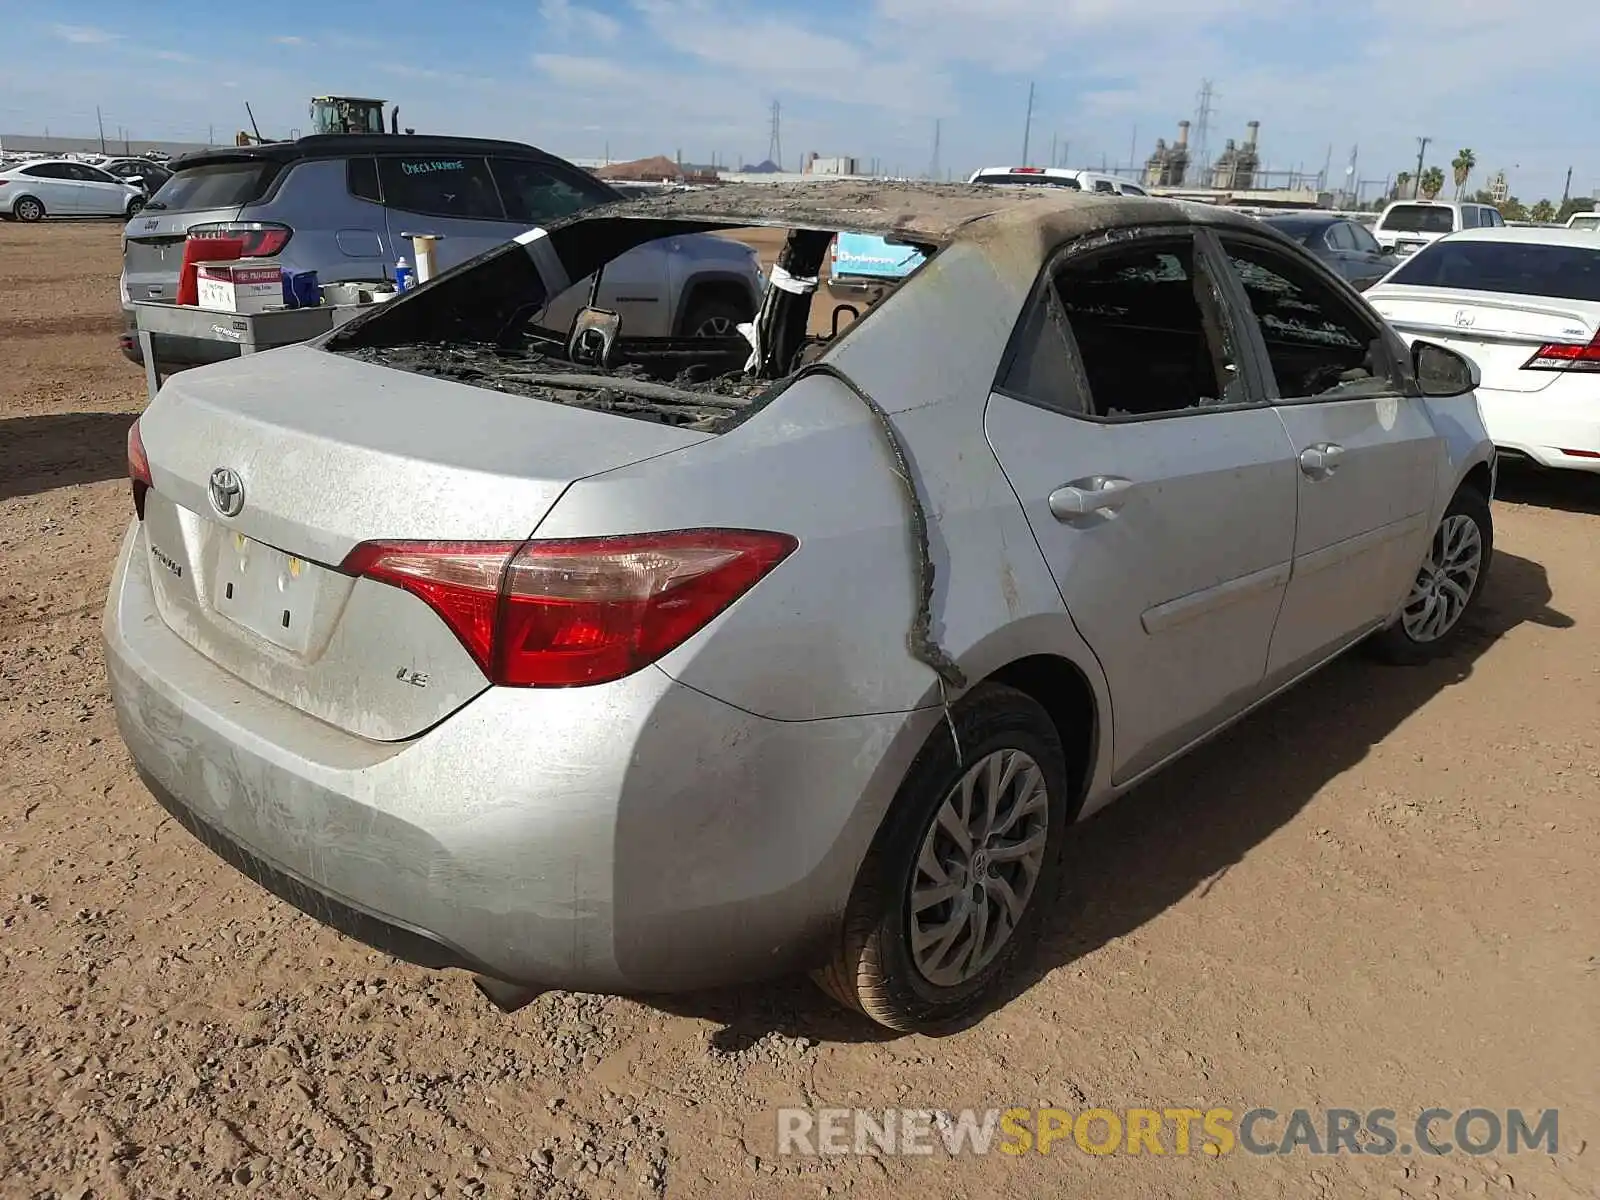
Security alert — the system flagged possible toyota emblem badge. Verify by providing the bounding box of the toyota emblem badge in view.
[208,467,245,518]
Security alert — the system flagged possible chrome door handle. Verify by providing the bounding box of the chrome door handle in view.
[1049,476,1134,523]
[1298,443,1345,480]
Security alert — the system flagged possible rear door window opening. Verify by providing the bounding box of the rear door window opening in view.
[997,232,1253,420]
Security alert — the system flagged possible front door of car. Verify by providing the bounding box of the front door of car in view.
[984,232,1299,784]
[71,165,128,215]
[1343,221,1392,289]
[1213,234,1440,684]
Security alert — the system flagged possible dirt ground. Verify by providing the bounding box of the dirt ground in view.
[1,221,1597,1200]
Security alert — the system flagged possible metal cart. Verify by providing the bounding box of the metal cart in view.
[130,301,370,404]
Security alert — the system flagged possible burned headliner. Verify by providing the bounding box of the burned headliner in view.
[564,181,1267,254]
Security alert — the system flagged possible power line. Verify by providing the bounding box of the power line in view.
[1021,82,1035,166]
[766,99,782,170]
[1193,79,1217,183]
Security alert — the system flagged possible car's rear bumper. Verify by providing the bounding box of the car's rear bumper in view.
[1478,384,1600,472]
[104,519,923,993]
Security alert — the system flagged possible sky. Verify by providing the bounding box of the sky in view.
[4,0,1597,204]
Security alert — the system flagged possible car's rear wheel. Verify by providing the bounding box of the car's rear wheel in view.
[1369,484,1493,664]
[125,196,145,217]
[813,684,1070,1032]
[13,196,45,223]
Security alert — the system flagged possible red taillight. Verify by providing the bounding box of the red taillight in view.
[128,419,152,520]
[1522,331,1600,372]
[341,530,798,687]
[1011,167,1045,174]
[187,221,292,258]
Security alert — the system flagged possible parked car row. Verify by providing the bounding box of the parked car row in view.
[0,158,150,221]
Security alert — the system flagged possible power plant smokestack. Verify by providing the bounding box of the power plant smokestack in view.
[1245,120,1260,149]
[1177,120,1191,147]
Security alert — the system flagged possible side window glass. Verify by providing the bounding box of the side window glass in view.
[1325,223,1356,251]
[376,156,503,220]
[490,159,611,225]
[1093,180,1116,194]
[1222,241,1398,400]
[1351,223,1382,254]
[997,283,1091,416]
[1049,240,1244,417]
[347,157,381,204]
[1462,207,1481,229]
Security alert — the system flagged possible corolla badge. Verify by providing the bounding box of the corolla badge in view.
[208,467,245,518]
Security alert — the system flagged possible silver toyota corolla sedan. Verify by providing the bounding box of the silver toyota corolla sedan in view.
[105,184,1497,1032]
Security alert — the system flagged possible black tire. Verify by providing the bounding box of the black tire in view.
[812,683,1071,1032]
[681,296,751,338]
[126,196,146,217]
[13,196,45,223]
[1368,483,1493,664]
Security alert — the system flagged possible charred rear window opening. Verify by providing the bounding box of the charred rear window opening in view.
[326,215,937,433]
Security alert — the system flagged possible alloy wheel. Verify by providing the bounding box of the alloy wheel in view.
[908,748,1051,988]
[693,314,737,337]
[1401,513,1483,643]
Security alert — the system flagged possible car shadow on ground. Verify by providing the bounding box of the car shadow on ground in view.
[1493,462,1600,516]
[640,550,1571,1047]
[0,412,135,502]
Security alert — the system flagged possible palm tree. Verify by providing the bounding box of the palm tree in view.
[1451,149,1477,199]
[1393,171,1412,200]
[1420,166,1446,200]
[1530,199,1557,224]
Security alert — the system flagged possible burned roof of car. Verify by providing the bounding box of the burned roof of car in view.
[577,181,1265,248]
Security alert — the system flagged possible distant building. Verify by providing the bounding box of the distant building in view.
[1209,121,1261,191]
[804,152,859,176]
[1142,121,1191,188]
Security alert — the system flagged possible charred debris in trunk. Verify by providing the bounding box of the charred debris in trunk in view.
[327,212,923,433]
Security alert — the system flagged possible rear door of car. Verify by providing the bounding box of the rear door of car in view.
[983,229,1299,784]
[1213,232,1439,683]
[375,153,513,274]
[20,164,80,213]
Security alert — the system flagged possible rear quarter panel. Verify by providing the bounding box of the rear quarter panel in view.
[530,238,1115,800]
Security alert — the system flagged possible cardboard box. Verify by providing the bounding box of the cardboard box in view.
[195,260,283,314]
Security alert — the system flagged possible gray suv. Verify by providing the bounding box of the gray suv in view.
[120,134,763,367]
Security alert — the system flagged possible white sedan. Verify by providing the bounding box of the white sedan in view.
[1367,227,1600,472]
[0,158,146,222]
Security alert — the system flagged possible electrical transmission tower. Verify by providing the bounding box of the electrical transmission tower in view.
[928,118,941,181]
[1192,79,1217,184]
[767,100,783,171]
